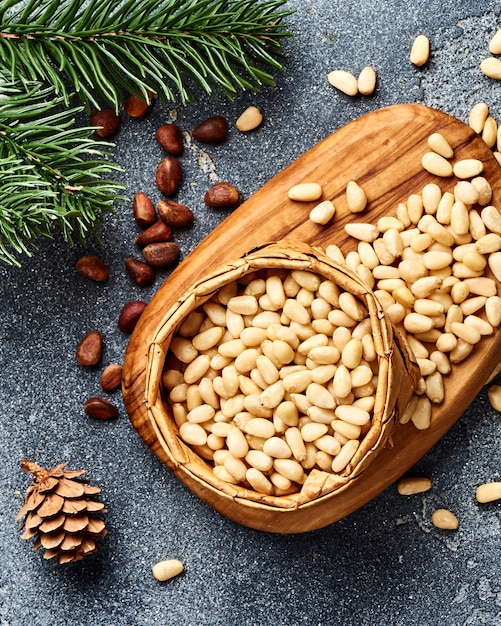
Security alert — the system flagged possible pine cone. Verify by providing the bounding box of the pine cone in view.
[16,459,107,564]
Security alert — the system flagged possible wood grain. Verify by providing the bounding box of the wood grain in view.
[122,104,501,533]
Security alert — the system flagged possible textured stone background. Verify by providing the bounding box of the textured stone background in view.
[1,1,500,625]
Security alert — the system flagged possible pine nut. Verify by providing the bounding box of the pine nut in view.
[344,222,380,242]
[469,102,489,133]
[431,508,459,530]
[397,476,432,495]
[357,66,377,95]
[273,458,305,483]
[411,396,432,430]
[152,559,184,582]
[427,133,453,158]
[235,106,263,132]
[410,34,430,66]
[331,439,359,473]
[421,152,453,177]
[310,199,336,224]
[346,180,368,213]
[288,182,322,202]
[246,468,273,494]
[262,436,292,458]
[476,482,501,503]
[482,116,498,148]
[487,384,501,411]
[480,56,501,80]
[453,159,483,179]
[327,69,359,96]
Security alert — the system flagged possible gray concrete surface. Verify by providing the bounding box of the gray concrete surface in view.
[1,1,500,624]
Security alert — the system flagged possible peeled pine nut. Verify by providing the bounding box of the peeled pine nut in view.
[427,133,453,158]
[469,102,489,134]
[480,57,501,80]
[431,508,459,530]
[482,116,498,148]
[152,559,184,582]
[487,384,501,411]
[357,66,377,95]
[453,159,483,179]
[235,106,263,132]
[288,182,322,201]
[421,152,453,177]
[346,181,368,213]
[309,199,335,225]
[476,482,501,503]
[327,69,358,96]
[397,476,432,495]
[410,34,430,66]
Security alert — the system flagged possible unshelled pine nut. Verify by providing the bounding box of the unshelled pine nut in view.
[476,482,501,503]
[397,476,432,495]
[431,508,459,530]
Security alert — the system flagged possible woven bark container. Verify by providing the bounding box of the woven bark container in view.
[123,242,419,533]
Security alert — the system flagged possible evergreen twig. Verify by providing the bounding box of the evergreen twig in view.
[0,74,124,266]
[0,0,293,111]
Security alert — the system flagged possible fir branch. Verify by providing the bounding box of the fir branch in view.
[0,75,124,266]
[0,0,293,111]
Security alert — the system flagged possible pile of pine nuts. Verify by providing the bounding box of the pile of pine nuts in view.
[304,131,501,430]
[163,267,383,495]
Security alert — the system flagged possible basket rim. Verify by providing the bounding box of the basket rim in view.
[143,241,418,509]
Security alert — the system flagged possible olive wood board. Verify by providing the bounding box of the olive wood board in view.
[123,103,501,533]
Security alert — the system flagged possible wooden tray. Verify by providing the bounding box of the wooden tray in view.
[122,103,501,533]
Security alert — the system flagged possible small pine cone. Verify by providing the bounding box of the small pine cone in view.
[16,459,107,564]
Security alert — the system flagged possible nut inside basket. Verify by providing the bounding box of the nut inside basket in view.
[146,243,419,508]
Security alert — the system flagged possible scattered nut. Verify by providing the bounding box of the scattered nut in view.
[152,559,184,582]
[204,182,240,207]
[346,180,368,213]
[118,300,148,333]
[76,330,103,367]
[489,29,501,55]
[288,183,322,202]
[155,157,182,196]
[357,66,377,96]
[124,94,150,118]
[100,363,123,393]
[469,102,489,134]
[476,482,501,503]
[309,199,335,225]
[133,193,157,227]
[124,257,156,287]
[142,242,181,268]
[90,109,121,137]
[135,220,172,247]
[327,70,358,96]
[192,115,229,143]
[155,123,184,155]
[76,255,109,282]
[487,384,501,411]
[397,476,432,495]
[431,508,459,530]
[236,106,263,132]
[410,34,430,67]
[157,199,194,228]
[480,57,501,80]
[83,396,119,420]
